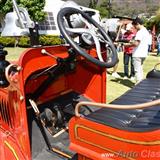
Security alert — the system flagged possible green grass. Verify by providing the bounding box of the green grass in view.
[4,47,160,103]
[5,47,26,61]
[107,52,160,103]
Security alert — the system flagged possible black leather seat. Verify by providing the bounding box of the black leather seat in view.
[86,78,160,132]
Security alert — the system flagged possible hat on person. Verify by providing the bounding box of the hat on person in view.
[132,17,143,25]
[126,23,133,31]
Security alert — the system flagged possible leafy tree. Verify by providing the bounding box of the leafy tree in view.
[0,0,12,15]
[144,8,160,35]
[89,0,98,9]
[96,6,109,18]
[95,0,111,18]
[0,0,45,21]
[149,9,160,33]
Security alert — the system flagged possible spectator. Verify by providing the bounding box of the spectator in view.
[132,17,150,83]
[107,24,121,78]
[157,34,160,56]
[122,23,136,80]
[148,30,152,52]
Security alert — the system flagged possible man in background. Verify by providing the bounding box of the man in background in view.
[132,17,150,83]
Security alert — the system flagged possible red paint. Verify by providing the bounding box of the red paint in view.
[0,45,106,160]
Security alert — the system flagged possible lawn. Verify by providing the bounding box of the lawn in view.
[107,52,160,103]
[5,47,26,61]
[5,47,160,103]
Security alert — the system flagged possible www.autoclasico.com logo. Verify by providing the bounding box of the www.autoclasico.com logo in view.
[101,150,160,159]
[101,150,138,159]
[101,153,115,158]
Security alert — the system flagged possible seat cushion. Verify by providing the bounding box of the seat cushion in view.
[86,78,160,132]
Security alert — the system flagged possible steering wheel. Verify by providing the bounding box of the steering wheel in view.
[57,7,118,68]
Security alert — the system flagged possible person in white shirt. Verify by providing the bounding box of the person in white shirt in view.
[132,17,150,83]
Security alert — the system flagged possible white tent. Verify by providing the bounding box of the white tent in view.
[39,0,101,35]
[38,0,65,35]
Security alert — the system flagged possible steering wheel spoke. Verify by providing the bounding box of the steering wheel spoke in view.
[66,27,90,34]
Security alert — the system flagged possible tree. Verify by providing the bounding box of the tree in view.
[89,0,98,9]
[0,0,45,21]
[95,0,111,18]
[151,9,160,33]
[145,8,160,34]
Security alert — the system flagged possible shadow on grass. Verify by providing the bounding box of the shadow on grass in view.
[110,78,135,88]
[149,52,158,57]
[109,72,135,88]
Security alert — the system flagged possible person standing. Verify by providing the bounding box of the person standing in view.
[148,30,152,52]
[157,34,160,56]
[122,23,135,80]
[132,17,150,83]
[107,21,121,78]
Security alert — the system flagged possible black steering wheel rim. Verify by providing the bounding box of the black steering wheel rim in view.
[57,7,118,68]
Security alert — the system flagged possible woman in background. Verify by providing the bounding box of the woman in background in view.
[122,23,136,80]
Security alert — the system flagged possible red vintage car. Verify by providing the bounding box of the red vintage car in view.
[0,5,160,160]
